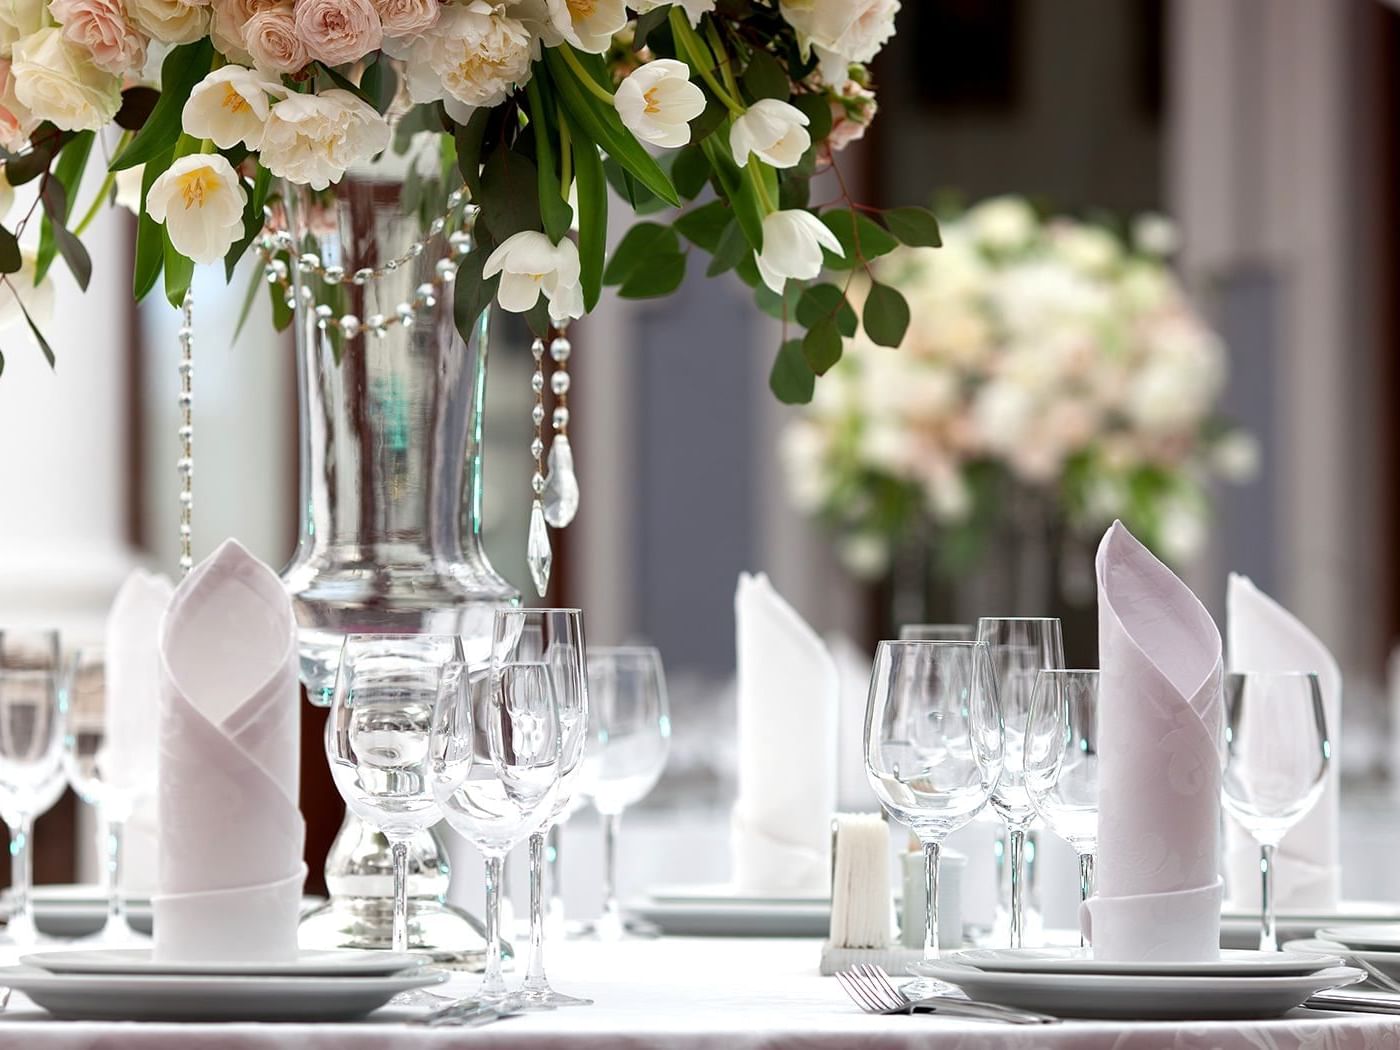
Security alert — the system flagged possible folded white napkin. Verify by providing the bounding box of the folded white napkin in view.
[827,633,876,812]
[731,573,838,897]
[1224,573,1341,909]
[1083,522,1223,961]
[154,540,305,963]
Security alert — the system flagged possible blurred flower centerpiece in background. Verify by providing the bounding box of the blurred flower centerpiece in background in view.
[781,194,1258,601]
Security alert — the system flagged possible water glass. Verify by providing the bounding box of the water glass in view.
[1221,671,1329,951]
[899,624,974,641]
[975,617,1064,948]
[581,646,670,941]
[865,640,1003,985]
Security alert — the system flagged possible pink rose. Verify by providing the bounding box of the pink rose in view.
[0,60,36,151]
[372,0,437,39]
[245,3,309,73]
[293,0,382,66]
[210,0,280,62]
[50,0,149,76]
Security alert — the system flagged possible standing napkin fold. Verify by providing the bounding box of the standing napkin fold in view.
[1224,573,1342,909]
[1084,521,1223,961]
[155,540,305,963]
[731,573,838,897]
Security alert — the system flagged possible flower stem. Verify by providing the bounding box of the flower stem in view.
[746,160,775,215]
[669,8,744,116]
[559,45,616,105]
[71,131,131,238]
[557,105,572,198]
[703,18,743,102]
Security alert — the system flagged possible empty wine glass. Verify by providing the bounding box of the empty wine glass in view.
[581,646,670,941]
[976,617,1064,948]
[865,640,1003,992]
[0,628,65,945]
[1025,669,1101,932]
[1221,671,1329,952]
[326,634,464,958]
[493,608,591,1008]
[900,624,974,641]
[432,661,562,1005]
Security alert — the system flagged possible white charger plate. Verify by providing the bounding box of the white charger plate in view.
[0,965,449,1022]
[908,960,1365,1020]
[1287,937,1400,984]
[948,947,1340,977]
[1315,924,1400,952]
[21,948,426,977]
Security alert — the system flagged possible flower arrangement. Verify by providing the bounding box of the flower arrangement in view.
[0,0,932,390]
[780,195,1259,579]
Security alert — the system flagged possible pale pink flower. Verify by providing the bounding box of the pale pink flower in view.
[245,3,308,73]
[0,59,35,151]
[50,0,149,76]
[371,0,437,40]
[293,0,382,67]
[210,0,281,63]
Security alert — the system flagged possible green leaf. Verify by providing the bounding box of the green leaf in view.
[688,97,728,144]
[572,128,606,311]
[802,318,842,374]
[820,208,898,268]
[699,131,763,249]
[544,47,680,206]
[863,281,910,348]
[671,144,711,200]
[742,49,790,102]
[769,338,814,404]
[224,163,272,281]
[0,227,20,274]
[164,228,194,308]
[618,251,686,298]
[753,276,801,318]
[633,6,670,51]
[674,200,730,253]
[478,144,543,242]
[133,148,172,300]
[791,91,833,144]
[231,259,264,343]
[360,58,398,115]
[454,106,494,200]
[42,190,93,291]
[602,154,656,210]
[705,219,749,277]
[883,206,942,248]
[112,40,213,171]
[36,130,93,285]
[602,221,679,286]
[525,78,573,242]
[796,282,857,336]
[778,172,810,210]
[18,292,54,368]
[453,225,498,349]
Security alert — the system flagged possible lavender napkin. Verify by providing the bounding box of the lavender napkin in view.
[154,540,305,963]
[1083,522,1224,961]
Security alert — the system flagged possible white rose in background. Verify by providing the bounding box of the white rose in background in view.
[12,28,122,131]
[209,0,272,64]
[631,0,714,26]
[483,230,584,324]
[404,2,531,114]
[146,154,247,265]
[730,98,810,168]
[970,379,1035,454]
[126,0,211,44]
[755,209,843,293]
[0,0,43,57]
[1050,221,1120,275]
[838,533,889,580]
[615,59,705,149]
[1133,212,1179,257]
[779,0,898,83]
[50,0,149,76]
[965,194,1037,252]
[182,66,283,149]
[0,248,54,330]
[260,89,391,190]
[1212,432,1260,483]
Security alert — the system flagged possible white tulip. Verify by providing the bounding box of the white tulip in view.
[614,59,705,149]
[145,154,248,266]
[754,209,843,294]
[730,98,810,169]
[259,89,391,191]
[483,230,585,325]
[631,0,714,25]
[11,28,122,132]
[182,66,284,151]
[113,163,143,214]
[557,0,626,53]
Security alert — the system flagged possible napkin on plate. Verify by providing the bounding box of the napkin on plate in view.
[1224,573,1342,909]
[154,539,305,963]
[1083,521,1224,961]
[731,572,838,897]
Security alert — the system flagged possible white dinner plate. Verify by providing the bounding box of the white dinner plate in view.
[647,884,828,907]
[3,885,325,939]
[21,948,426,977]
[948,947,1340,977]
[908,960,1365,1020]
[629,895,829,938]
[1220,900,1400,950]
[0,965,449,1022]
[1287,937,1400,985]
[1315,924,1400,952]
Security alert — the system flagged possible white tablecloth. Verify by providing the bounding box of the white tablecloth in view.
[0,937,1397,1049]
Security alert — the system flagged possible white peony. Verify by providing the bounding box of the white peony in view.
[614,59,705,149]
[11,28,122,132]
[126,0,211,44]
[182,66,284,150]
[0,0,43,58]
[483,230,584,324]
[631,0,713,25]
[779,0,898,83]
[144,153,248,265]
[730,98,810,169]
[403,2,531,115]
[754,209,843,293]
[259,89,391,190]
[0,248,53,331]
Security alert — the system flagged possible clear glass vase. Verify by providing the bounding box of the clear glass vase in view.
[278,162,518,963]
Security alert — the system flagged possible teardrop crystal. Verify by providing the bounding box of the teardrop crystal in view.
[527,499,552,596]
[542,434,580,528]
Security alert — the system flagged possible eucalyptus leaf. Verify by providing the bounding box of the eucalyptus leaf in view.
[705,219,748,277]
[478,144,543,242]
[36,130,93,285]
[674,200,730,253]
[796,282,857,337]
[618,251,686,298]
[602,221,679,286]
[883,206,942,248]
[769,338,814,404]
[0,227,20,275]
[802,317,842,374]
[741,49,790,102]
[862,281,910,348]
[114,87,159,131]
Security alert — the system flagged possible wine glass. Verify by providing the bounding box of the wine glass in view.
[1025,669,1101,931]
[326,634,464,958]
[865,640,1003,991]
[975,617,1064,948]
[581,646,670,941]
[900,624,974,641]
[432,660,562,1005]
[1221,671,1329,952]
[493,608,591,1008]
[0,628,65,945]
[61,648,145,944]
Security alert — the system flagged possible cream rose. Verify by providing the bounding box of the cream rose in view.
[779,0,898,82]
[146,153,248,265]
[50,0,148,75]
[259,88,391,190]
[210,0,280,63]
[127,0,213,44]
[372,0,437,40]
[0,0,43,58]
[293,0,382,67]
[0,58,36,150]
[403,2,531,113]
[244,4,309,73]
[12,27,122,132]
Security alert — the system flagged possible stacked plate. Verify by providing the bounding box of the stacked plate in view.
[1221,900,1400,949]
[911,948,1363,1020]
[1288,924,1400,989]
[1,884,326,939]
[630,884,830,937]
[0,949,448,1022]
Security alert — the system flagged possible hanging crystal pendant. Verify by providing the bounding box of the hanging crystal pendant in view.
[528,498,552,596]
[542,434,579,528]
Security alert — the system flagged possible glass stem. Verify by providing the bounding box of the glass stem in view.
[390,837,410,954]
[524,829,548,992]
[1259,842,1278,952]
[103,814,127,933]
[921,838,942,960]
[482,854,507,998]
[1077,851,1095,947]
[601,812,621,938]
[8,817,33,944]
[1008,825,1026,949]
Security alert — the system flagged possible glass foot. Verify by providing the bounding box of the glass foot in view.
[577,916,661,941]
[520,985,593,1009]
[389,988,455,1008]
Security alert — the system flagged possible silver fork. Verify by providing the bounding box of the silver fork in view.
[1349,956,1400,995]
[835,965,1056,1024]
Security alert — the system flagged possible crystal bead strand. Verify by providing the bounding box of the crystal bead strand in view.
[526,338,552,596]
[542,330,579,528]
[177,289,194,578]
